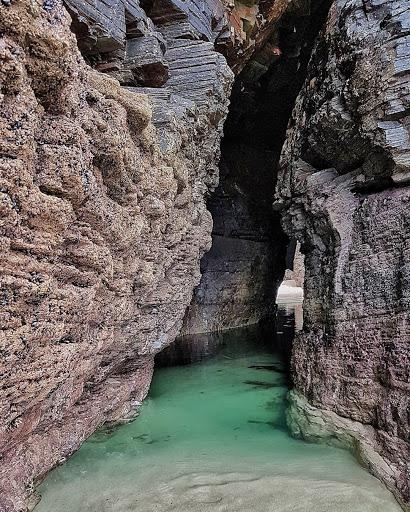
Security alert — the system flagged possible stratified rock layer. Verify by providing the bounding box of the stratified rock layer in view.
[0,1,232,509]
[182,0,331,335]
[276,0,409,508]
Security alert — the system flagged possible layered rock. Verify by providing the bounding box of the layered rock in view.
[180,123,286,334]
[61,0,300,83]
[182,0,331,335]
[276,0,410,508]
[2,0,409,510]
[0,1,232,509]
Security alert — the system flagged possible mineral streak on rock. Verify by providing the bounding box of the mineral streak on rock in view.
[0,0,233,509]
[276,0,410,508]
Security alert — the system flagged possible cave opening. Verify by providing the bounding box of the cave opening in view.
[162,0,332,364]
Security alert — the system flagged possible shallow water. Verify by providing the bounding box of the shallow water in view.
[35,325,401,512]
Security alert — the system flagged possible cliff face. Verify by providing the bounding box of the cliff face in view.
[1,0,409,509]
[0,1,233,509]
[182,0,331,335]
[276,0,410,508]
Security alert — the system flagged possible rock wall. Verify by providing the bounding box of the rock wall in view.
[179,110,286,334]
[0,1,233,509]
[2,0,409,509]
[283,240,304,287]
[275,0,410,508]
[182,0,331,335]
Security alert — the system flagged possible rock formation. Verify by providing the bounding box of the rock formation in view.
[275,0,410,508]
[182,0,331,334]
[1,0,409,510]
[0,0,234,509]
[283,240,304,287]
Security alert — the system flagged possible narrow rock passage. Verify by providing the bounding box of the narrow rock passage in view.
[35,312,401,512]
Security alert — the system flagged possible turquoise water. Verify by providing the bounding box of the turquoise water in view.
[35,328,401,512]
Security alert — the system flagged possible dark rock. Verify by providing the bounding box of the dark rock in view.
[124,35,169,86]
[276,0,410,508]
[42,0,55,11]
[181,0,331,336]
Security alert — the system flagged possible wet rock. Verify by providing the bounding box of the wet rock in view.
[276,0,410,508]
[287,391,410,512]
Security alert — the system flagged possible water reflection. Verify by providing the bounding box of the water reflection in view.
[157,282,304,369]
[276,282,303,331]
[156,314,295,369]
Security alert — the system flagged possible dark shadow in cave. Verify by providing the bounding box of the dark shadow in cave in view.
[176,0,333,350]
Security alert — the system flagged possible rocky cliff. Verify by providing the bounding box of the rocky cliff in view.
[275,0,410,508]
[0,0,234,509]
[1,0,409,510]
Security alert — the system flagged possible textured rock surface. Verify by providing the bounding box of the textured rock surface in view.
[182,0,331,335]
[283,240,304,287]
[287,391,408,509]
[61,0,298,82]
[276,0,410,507]
[180,133,285,334]
[0,1,232,509]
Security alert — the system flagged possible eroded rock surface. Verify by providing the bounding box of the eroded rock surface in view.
[276,0,410,507]
[0,1,232,509]
[182,0,331,335]
[1,0,409,509]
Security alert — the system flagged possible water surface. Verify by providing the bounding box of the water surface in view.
[36,326,401,512]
